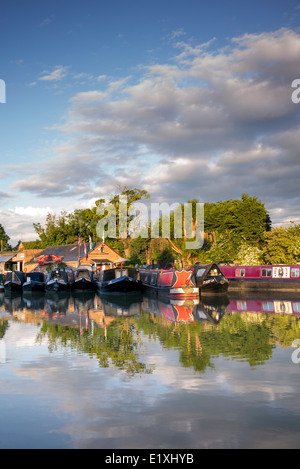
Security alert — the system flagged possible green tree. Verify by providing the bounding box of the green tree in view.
[0,224,11,251]
[262,224,300,264]
[129,237,149,265]
[204,193,271,243]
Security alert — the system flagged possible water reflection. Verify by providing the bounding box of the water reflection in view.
[1,290,300,374]
[1,290,300,448]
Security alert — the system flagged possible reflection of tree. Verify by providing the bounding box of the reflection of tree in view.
[37,317,153,376]
[0,320,9,339]
[35,307,300,375]
[134,310,300,371]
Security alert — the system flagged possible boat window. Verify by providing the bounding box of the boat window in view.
[293,303,300,312]
[235,268,245,277]
[291,268,300,278]
[261,268,272,277]
[150,273,157,285]
[196,268,206,277]
[263,302,274,312]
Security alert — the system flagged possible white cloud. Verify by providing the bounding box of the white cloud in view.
[39,65,69,81]
[9,28,300,227]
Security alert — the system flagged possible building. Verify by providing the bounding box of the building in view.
[0,248,43,273]
[26,241,125,273]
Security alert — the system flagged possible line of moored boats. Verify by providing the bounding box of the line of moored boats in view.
[1,262,229,299]
[3,262,300,298]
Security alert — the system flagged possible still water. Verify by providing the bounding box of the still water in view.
[0,289,300,449]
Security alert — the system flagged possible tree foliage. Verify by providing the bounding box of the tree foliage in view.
[262,224,300,264]
[31,189,300,266]
[0,223,11,251]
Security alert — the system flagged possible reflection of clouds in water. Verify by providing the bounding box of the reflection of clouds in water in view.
[0,322,300,448]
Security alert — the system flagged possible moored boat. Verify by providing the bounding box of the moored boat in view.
[71,265,97,292]
[4,271,26,292]
[193,262,229,294]
[220,264,300,292]
[139,267,199,299]
[22,272,45,292]
[96,267,142,293]
[0,273,4,293]
[45,267,74,292]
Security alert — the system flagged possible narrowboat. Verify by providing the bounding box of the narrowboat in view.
[193,263,229,294]
[4,271,26,292]
[45,267,74,292]
[22,272,45,292]
[220,264,300,292]
[96,267,142,293]
[139,267,199,299]
[71,265,97,292]
[0,273,4,293]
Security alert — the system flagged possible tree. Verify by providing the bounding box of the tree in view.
[262,224,300,264]
[204,194,271,244]
[129,237,149,265]
[0,224,11,251]
[95,186,150,244]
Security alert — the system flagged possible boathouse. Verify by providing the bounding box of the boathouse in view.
[26,241,124,272]
[0,245,43,273]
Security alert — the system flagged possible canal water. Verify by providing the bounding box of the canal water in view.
[0,290,300,449]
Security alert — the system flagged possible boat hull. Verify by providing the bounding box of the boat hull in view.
[71,278,97,292]
[45,280,70,292]
[4,282,23,293]
[200,277,229,295]
[139,268,199,299]
[22,281,45,292]
[97,276,143,293]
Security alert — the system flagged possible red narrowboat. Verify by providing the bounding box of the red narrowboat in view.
[139,267,199,299]
[220,264,300,292]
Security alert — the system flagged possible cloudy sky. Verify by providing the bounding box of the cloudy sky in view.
[1,0,300,245]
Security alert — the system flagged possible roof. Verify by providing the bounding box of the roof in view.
[113,257,129,263]
[0,253,15,263]
[27,242,122,266]
[37,244,84,262]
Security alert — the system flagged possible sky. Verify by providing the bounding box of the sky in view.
[1,0,300,245]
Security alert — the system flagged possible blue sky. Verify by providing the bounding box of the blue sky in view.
[1,0,300,244]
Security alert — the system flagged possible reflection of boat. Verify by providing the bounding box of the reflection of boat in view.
[193,263,229,294]
[96,268,142,293]
[4,271,26,292]
[100,294,142,317]
[71,265,97,292]
[22,291,45,310]
[139,267,198,299]
[4,293,24,312]
[45,292,70,314]
[227,294,300,316]
[72,291,96,313]
[142,295,199,324]
[220,264,300,292]
[23,272,45,292]
[98,291,143,308]
[194,301,227,324]
[45,267,74,292]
